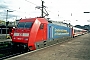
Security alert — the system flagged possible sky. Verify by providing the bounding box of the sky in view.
[0,0,90,26]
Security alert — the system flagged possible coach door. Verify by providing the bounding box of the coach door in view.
[49,26,53,39]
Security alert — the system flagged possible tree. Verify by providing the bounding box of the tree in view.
[0,20,5,25]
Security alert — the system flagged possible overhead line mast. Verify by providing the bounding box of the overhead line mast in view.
[35,0,49,18]
[41,1,44,18]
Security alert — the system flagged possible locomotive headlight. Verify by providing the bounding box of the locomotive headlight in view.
[24,38,28,40]
[13,37,16,39]
[11,33,13,35]
[23,33,29,37]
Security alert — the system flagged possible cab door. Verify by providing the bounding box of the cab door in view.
[43,24,47,40]
[48,26,53,39]
[39,23,47,40]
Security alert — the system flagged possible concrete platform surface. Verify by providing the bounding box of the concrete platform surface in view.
[7,33,90,60]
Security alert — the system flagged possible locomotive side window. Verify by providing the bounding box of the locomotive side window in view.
[40,24,44,29]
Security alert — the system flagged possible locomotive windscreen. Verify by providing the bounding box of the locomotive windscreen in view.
[17,22,33,28]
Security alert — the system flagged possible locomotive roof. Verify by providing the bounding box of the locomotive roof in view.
[47,20,71,27]
[20,18,48,24]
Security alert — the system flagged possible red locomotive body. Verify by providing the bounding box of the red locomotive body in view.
[12,18,48,50]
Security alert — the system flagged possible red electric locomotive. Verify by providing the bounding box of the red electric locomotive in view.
[11,18,48,50]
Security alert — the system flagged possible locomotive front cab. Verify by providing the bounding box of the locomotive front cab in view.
[12,19,34,50]
[12,22,33,43]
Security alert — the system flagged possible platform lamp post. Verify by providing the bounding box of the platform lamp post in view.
[83,12,90,23]
[6,10,13,38]
[84,12,90,13]
[83,12,90,32]
[83,12,90,21]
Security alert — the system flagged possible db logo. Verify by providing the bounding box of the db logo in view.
[19,33,23,36]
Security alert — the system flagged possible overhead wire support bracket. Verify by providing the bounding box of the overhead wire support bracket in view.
[35,0,49,18]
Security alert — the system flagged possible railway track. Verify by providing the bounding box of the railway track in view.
[0,42,29,60]
[0,50,28,60]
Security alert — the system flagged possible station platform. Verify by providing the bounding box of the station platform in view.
[0,39,12,43]
[0,34,11,43]
[7,33,90,60]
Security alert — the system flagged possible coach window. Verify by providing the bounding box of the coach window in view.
[40,24,44,29]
